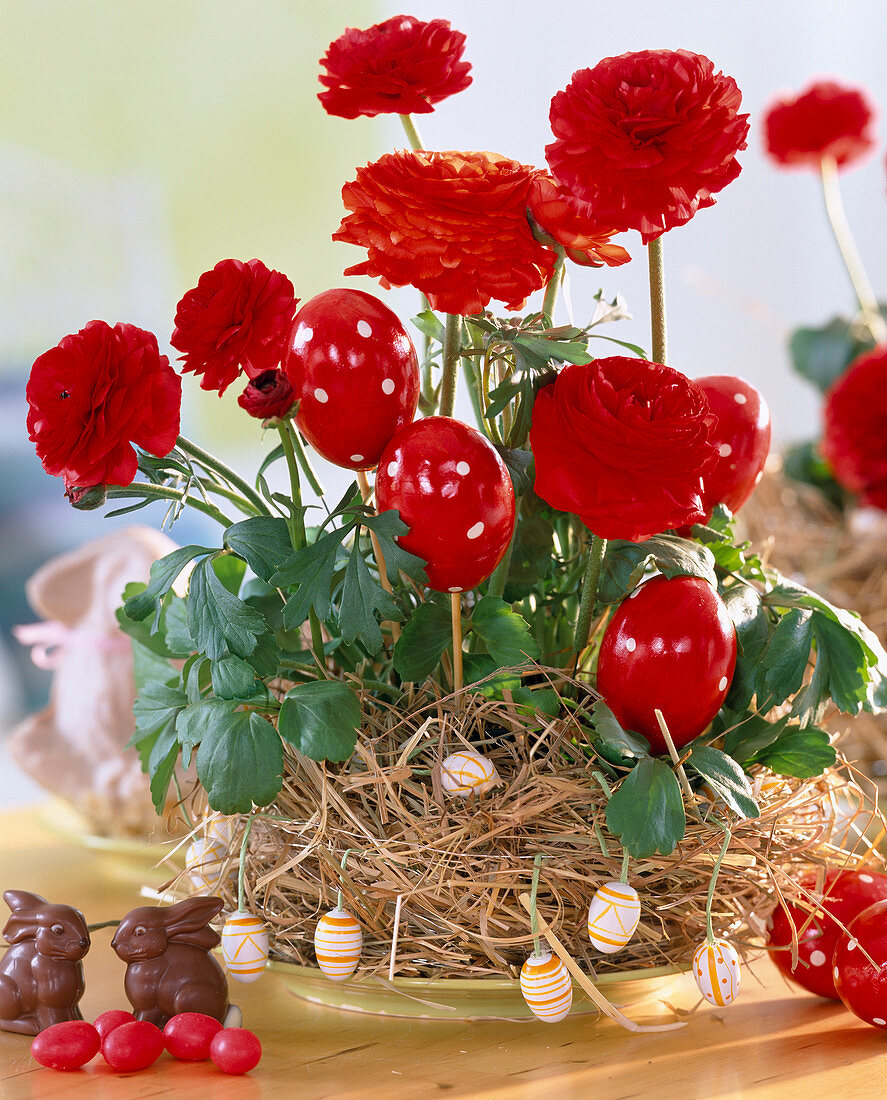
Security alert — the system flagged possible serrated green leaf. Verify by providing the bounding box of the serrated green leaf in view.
[462,654,522,695]
[393,601,452,681]
[278,680,362,762]
[411,309,446,343]
[643,534,718,586]
[273,524,354,627]
[211,655,261,699]
[187,555,267,661]
[361,510,429,585]
[132,682,189,740]
[225,517,293,583]
[687,745,759,819]
[503,514,553,596]
[470,596,539,668]
[340,545,402,653]
[599,543,655,604]
[146,723,180,814]
[124,545,213,622]
[605,757,686,858]
[177,698,229,754]
[762,608,814,707]
[493,447,535,497]
[811,614,871,714]
[485,376,524,420]
[723,586,773,712]
[211,553,246,596]
[245,630,280,678]
[116,585,194,659]
[754,725,836,778]
[195,709,283,813]
[722,712,790,762]
[589,699,651,763]
[510,686,561,718]
[132,640,180,693]
[515,334,593,365]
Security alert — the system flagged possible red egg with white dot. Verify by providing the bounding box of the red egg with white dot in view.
[283,288,419,470]
[595,575,737,754]
[833,898,887,1027]
[375,416,516,593]
[695,375,771,517]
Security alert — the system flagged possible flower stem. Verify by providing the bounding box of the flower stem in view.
[647,235,668,365]
[486,528,516,599]
[290,427,325,497]
[357,469,401,643]
[572,533,607,664]
[542,248,566,322]
[277,424,306,550]
[106,483,234,527]
[819,157,887,343]
[398,114,424,151]
[439,313,462,418]
[176,435,271,517]
[237,816,254,913]
[194,478,263,517]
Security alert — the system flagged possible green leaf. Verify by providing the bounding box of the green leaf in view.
[470,596,539,668]
[762,609,814,707]
[588,699,650,763]
[510,686,561,719]
[195,709,284,813]
[245,630,281,678]
[132,640,180,692]
[599,543,655,604]
[116,585,194,659]
[789,316,872,393]
[123,545,213,622]
[515,334,593,365]
[211,553,246,596]
[146,723,180,814]
[225,517,293,583]
[274,524,354,627]
[723,585,773,713]
[211,655,261,700]
[687,745,759,819]
[411,309,446,343]
[783,441,846,510]
[187,555,267,661]
[503,514,553,598]
[494,447,535,497]
[132,682,189,740]
[393,601,452,681]
[642,534,718,587]
[339,546,402,653]
[722,712,790,762]
[811,614,872,715]
[754,725,836,778]
[177,698,229,755]
[278,680,362,762]
[605,757,686,858]
[462,654,522,695]
[361,510,429,585]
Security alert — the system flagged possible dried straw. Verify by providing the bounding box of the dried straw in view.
[180,668,885,981]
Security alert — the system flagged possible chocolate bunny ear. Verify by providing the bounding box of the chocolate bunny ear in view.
[2,891,46,944]
[163,896,224,950]
[3,890,47,913]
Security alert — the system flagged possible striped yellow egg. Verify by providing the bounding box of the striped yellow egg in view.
[314,908,362,981]
[203,811,235,846]
[587,881,641,953]
[184,837,230,893]
[519,951,573,1023]
[221,910,270,983]
[693,939,742,1006]
[440,750,499,797]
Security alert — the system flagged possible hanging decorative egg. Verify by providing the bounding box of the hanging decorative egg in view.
[283,288,420,470]
[203,811,235,846]
[586,881,641,953]
[375,416,516,593]
[184,837,230,893]
[694,375,771,517]
[693,939,742,1006]
[221,911,270,983]
[440,750,499,797]
[519,951,573,1023]
[313,908,363,981]
[596,575,737,754]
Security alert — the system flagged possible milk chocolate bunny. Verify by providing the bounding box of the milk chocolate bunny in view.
[0,890,90,1035]
[111,896,229,1027]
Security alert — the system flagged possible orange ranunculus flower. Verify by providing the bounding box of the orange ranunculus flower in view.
[333,150,557,316]
[527,172,631,268]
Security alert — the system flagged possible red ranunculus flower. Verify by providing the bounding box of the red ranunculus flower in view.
[527,172,631,268]
[546,50,749,243]
[27,320,181,491]
[171,259,299,395]
[319,15,472,119]
[822,346,887,508]
[334,150,556,315]
[238,369,296,421]
[530,356,717,541]
[763,80,876,170]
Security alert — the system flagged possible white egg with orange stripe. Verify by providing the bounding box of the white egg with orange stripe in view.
[440,750,499,797]
[519,950,573,1022]
[693,938,742,1006]
[221,910,270,983]
[184,837,231,893]
[314,907,363,981]
[203,811,235,846]
[587,881,641,953]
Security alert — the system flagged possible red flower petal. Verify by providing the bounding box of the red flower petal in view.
[763,80,876,170]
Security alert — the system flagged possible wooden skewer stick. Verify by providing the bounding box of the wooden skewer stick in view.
[451,592,464,697]
[357,469,401,642]
[517,894,686,1033]
[654,708,697,806]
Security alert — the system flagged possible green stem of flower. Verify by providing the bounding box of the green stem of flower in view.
[439,313,462,417]
[277,424,306,551]
[820,157,887,343]
[620,850,630,885]
[705,827,732,945]
[486,527,516,599]
[195,478,263,517]
[647,235,668,365]
[176,435,271,517]
[398,114,425,151]
[290,426,325,497]
[106,484,234,528]
[542,248,566,322]
[572,533,608,665]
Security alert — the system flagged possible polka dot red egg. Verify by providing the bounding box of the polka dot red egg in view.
[694,375,771,517]
[833,898,887,1028]
[375,416,516,593]
[596,574,737,753]
[283,288,419,470]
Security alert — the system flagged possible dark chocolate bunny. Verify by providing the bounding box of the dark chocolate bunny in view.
[111,896,229,1027]
[0,889,90,1034]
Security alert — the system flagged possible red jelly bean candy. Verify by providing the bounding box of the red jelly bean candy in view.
[31,1021,101,1071]
[93,1009,136,1042]
[102,1020,165,1072]
[210,1027,262,1075]
[164,1012,224,1061]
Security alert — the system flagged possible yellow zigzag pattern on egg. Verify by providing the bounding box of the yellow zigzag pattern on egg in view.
[587,882,641,950]
[222,914,269,979]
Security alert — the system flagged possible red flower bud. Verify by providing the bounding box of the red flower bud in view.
[237,369,296,421]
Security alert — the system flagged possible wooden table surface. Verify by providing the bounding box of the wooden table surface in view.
[0,805,882,1099]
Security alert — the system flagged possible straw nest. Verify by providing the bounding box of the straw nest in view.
[179,670,885,982]
[742,459,887,784]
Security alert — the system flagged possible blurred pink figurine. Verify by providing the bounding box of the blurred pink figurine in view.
[10,527,177,836]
